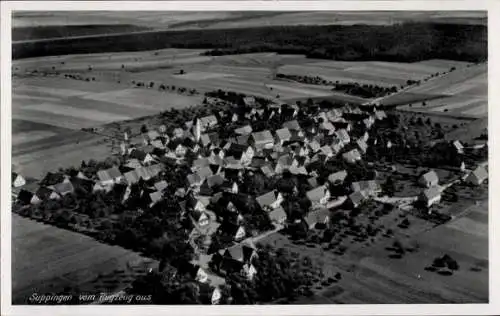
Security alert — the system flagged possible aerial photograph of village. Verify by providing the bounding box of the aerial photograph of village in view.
[10,10,488,305]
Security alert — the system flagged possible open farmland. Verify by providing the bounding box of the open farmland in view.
[262,197,488,304]
[382,63,487,118]
[12,214,157,304]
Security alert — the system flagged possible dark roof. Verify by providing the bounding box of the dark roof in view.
[40,172,65,186]
[129,149,147,161]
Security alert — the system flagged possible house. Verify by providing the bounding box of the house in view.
[17,187,41,205]
[374,110,387,120]
[275,154,297,174]
[40,172,65,186]
[307,176,319,188]
[306,185,330,207]
[342,149,362,164]
[357,139,368,154]
[154,180,168,192]
[453,140,464,154]
[97,167,123,186]
[196,166,214,182]
[466,166,488,185]
[225,143,254,165]
[234,225,246,241]
[260,164,275,178]
[147,130,161,141]
[363,117,375,129]
[149,191,163,207]
[335,129,351,145]
[186,173,203,187]
[348,190,367,208]
[198,115,219,131]
[52,181,74,197]
[220,181,239,194]
[275,128,292,145]
[308,140,321,153]
[250,130,274,150]
[175,144,187,157]
[319,145,334,157]
[192,157,211,171]
[319,121,336,135]
[330,139,344,155]
[243,263,258,281]
[418,170,439,188]
[304,208,331,229]
[243,96,256,107]
[12,172,26,188]
[125,158,142,170]
[282,120,301,131]
[289,165,308,176]
[419,186,442,207]
[195,267,209,284]
[351,180,381,197]
[268,206,287,224]
[211,288,222,305]
[256,191,284,211]
[328,170,348,185]
[36,186,60,201]
[234,125,253,136]
[191,211,210,227]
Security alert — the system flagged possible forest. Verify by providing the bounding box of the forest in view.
[13,23,487,62]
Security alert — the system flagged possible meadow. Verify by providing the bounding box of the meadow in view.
[262,197,488,304]
[12,214,157,304]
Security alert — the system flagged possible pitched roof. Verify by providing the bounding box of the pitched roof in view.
[469,166,488,181]
[275,128,292,142]
[154,180,168,192]
[197,166,214,180]
[304,208,330,226]
[256,191,278,209]
[187,173,202,185]
[97,167,122,182]
[199,115,218,127]
[307,176,319,188]
[289,165,308,175]
[282,120,301,131]
[206,174,225,188]
[147,130,160,140]
[306,185,328,203]
[149,191,163,204]
[252,130,274,145]
[349,190,367,205]
[129,149,147,161]
[236,134,250,146]
[328,170,348,184]
[52,181,74,195]
[269,206,287,222]
[422,185,441,200]
[225,244,244,262]
[351,180,381,194]
[342,149,361,163]
[420,170,439,184]
[234,125,253,136]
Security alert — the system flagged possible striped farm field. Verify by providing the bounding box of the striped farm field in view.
[387,63,487,118]
[12,214,157,304]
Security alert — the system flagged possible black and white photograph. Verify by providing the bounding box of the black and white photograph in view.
[0,1,497,315]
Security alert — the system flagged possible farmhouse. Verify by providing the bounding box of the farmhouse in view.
[357,139,368,154]
[198,115,219,131]
[234,125,253,136]
[466,166,488,185]
[97,167,123,186]
[335,129,351,144]
[351,180,381,197]
[275,128,292,145]
[419,186,442,207]
[306,185,330,208]
[328,170,348,185]
[12,172,26,188]
[348,190,367,208]
[268,206,287,224]
[419,170,439,188]
[256,190,284,211]
[282,120,301,131]
[342,149,362,164]
[250,130,274,150]
[304,208,331,229]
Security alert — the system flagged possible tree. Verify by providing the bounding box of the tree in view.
[447,258,459,271]
[140,124,148,134]
[432,256,446,268]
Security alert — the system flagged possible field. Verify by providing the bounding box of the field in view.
[262,196,488,304]
[383,63,487,118]
[12,50,487,179]
[12,214,157,304]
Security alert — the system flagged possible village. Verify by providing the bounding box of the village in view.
[11,89,489,304]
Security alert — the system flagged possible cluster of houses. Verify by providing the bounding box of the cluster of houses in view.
[11,98,489,299]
